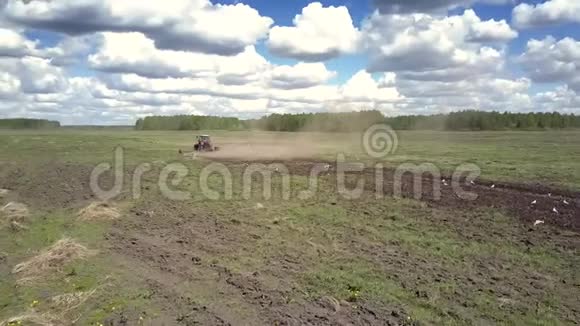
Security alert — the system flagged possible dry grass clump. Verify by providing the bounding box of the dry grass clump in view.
[1,202,29,219]
[0,202,30,232]
[12,238,95,280]
[77,202,120,221]
[51,289,97,312]
[0,188,9,198]
[0,312,60,326]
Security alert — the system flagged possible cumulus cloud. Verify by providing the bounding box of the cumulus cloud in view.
[0,71,20,98]
[0,1,578,124]
[6,56,68,94]
[513,0,580,29]
[1,0,273,55]
[0,28,38,57]
[340,70,401,102]
[372,0,512,14]
[466,17,518,43]
[533,86,580,113]
[519,36,580,91]
[268,63,336,89]
[88,32,338,91]
[268,2,361,61]
[89,32,271,80]
[363,10,511,80]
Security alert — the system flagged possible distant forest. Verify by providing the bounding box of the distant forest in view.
[0,118,60,129]
[135,111,580,132]
[135,115,245,131]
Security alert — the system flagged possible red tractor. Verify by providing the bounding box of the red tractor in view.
[194,135,218,152]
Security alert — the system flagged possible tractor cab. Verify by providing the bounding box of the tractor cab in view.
[194,134,217,151]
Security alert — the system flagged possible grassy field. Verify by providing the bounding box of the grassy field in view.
[0,129,579,325]
[1,129,579,188]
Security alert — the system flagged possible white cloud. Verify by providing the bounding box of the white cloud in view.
[0,71,20,98]
[519,36,580,91]
[268,2,361,61]
[513,0,580,29]
[0,1,579,124]
[268,62,336,89]
[1,0,273,55]
[89,32,272,82]
[466,17,518,43]
[17,57,68,94]
[89,32,337,90]
[340,70,401,102]
[533,86,580,113]
[363,9,512,80]
[0,28,38,57]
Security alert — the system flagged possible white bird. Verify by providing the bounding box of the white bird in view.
[531,200,537,205]
[491,184,496,189]
[470,180,475,185]
[552,207,559,214]
[442,179,448,186]
[563,200,570,205]
[534,220,544,226]
[548,193,552,197]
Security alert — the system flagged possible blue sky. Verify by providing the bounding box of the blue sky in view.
[0,0,579,124]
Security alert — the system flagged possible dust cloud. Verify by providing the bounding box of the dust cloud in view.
[195,131,359,161]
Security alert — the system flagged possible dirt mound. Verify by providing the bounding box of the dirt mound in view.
[78,202,121,221]
[12,238,95,281]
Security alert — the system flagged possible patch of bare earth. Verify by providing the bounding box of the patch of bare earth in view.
[220,160,580,231]
[104,200,405,325]
[0,162,112,210]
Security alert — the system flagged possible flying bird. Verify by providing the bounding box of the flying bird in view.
[552,207,559,214]
[563,200,570,205]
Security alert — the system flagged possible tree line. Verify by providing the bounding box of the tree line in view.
[247,111,386,132]
[135,115,246,131]
[384,111,580,130]
[0,118,60,129]
[134,111,580,132]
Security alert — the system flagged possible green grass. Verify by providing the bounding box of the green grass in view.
[0,129,578,188]
[0,128,579,325]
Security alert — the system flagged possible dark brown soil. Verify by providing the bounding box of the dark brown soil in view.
[104,200,410,325]
[2,160,579,325]
[0,162,96,210]
[225,160,580,232]
[97,159,580,325]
